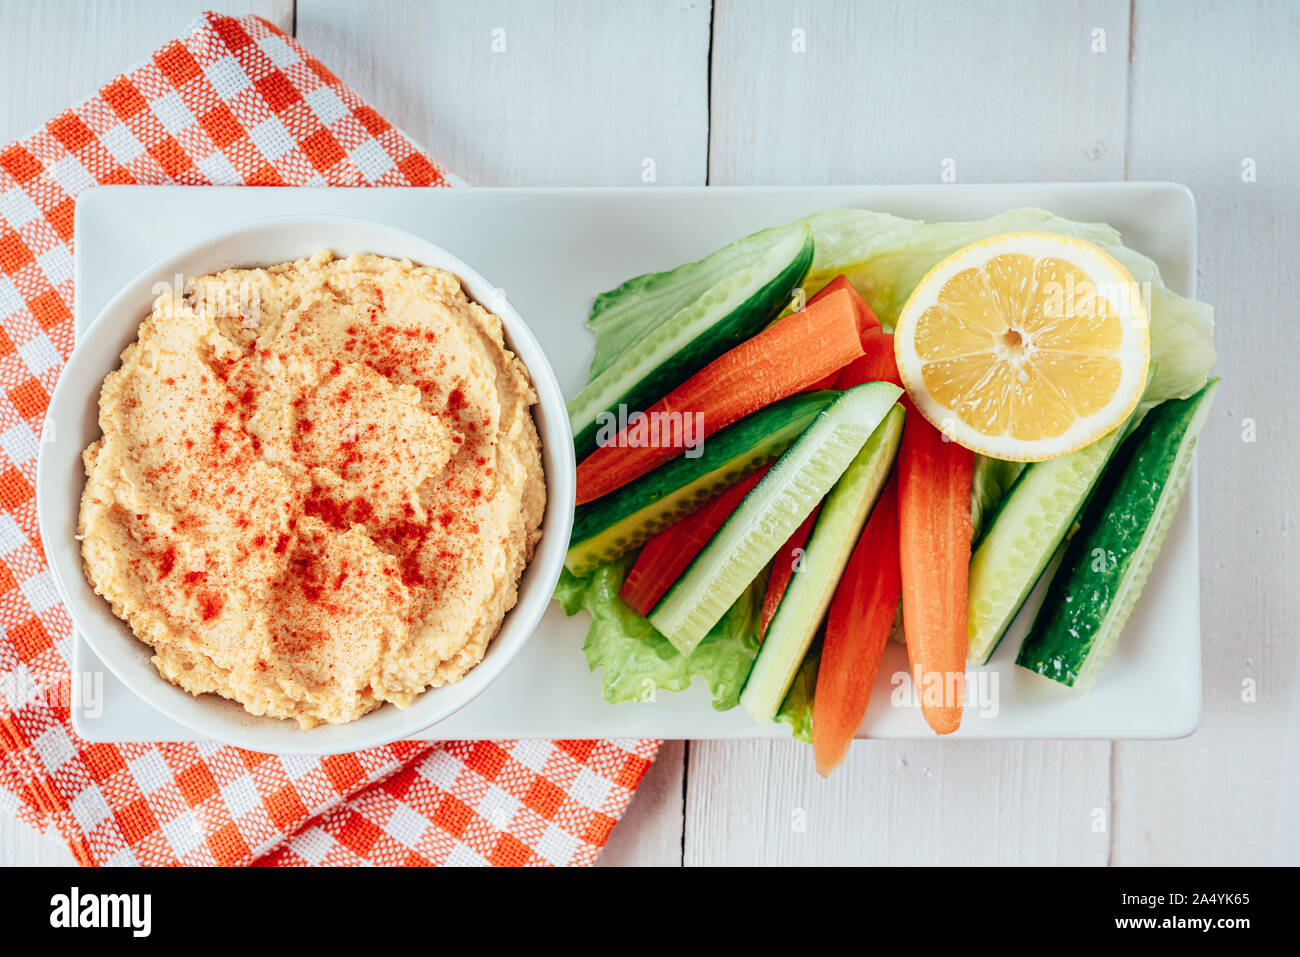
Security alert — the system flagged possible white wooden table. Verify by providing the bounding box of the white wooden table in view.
[1,0,1296,867]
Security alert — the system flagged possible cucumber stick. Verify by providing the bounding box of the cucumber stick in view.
[966,426,1126,664]
[568,223,813,458]
[1017,378,1220,689]
[566,391,835,574]
[741,404,905,724]
[649,383,903,656]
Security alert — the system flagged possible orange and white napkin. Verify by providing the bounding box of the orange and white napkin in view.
[0,11,658,866]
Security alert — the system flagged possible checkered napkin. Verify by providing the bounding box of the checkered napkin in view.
[0,11,659,866]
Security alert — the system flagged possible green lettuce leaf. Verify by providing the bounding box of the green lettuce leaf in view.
[774,639,820,743]
[555,553,767,710]
[970,455,1026,542]
[805,207,1215,403]
[585,222,804,380]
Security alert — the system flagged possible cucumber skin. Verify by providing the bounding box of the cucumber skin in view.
[1016,379,1220,688]
[566,391,836,573]
[650,382,903,656]
[966,429,1124,665]
[741,404,905,725]
[570,226,814,459]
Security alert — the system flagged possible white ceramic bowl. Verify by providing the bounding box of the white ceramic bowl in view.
[36,216,575,755]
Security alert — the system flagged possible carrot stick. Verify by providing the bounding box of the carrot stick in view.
[897,412,973,735]
[806,276,882,389]
[759,504,821,636]
[577,287,866,505]
[834,332,901,389]
[812,474,901,775]
[806,275,881,336]
[619,466,770,616]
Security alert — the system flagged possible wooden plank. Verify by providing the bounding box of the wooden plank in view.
[686,740,1111,865]
[0,0,288,866]
[1113,0,1300,866]
[296,0,711,186]
[0,0,294,145]
[709,0,1130,185]
[0,814,78,866]
[596,740,685,866]
[0,0,711,868]
[690,0,1129,866]
[294,0,713,863]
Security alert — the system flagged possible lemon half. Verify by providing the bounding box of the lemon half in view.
[893,232,1150,461]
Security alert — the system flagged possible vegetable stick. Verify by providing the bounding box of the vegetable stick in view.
[619,466,770,615]
[812,475,901,774]
[759,504,821,636]
[806,276,882,389]
[897,413,973,735]
[577,287,866,504]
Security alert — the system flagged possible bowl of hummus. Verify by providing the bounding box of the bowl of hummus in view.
[37,216,574,754]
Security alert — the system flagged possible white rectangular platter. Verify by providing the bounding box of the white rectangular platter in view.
[71,183,1201,742]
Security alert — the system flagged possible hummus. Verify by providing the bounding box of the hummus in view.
[79,252,545,728]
